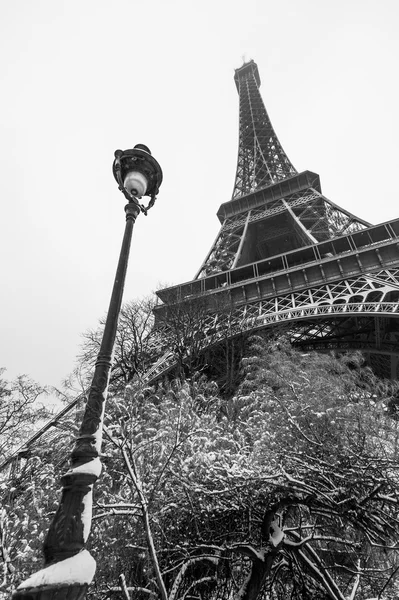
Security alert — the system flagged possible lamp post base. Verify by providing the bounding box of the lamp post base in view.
[13,583,88,600]
[12,550,96,600]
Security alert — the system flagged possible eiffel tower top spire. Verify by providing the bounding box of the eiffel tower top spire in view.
[232,59,297,199]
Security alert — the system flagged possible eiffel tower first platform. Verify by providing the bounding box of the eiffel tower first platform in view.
[154,59,399,380]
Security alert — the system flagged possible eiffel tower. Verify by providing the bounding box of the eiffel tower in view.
[3,59,399,479]
[154,59,399,380]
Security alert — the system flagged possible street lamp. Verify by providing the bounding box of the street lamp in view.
[13,145,163,600]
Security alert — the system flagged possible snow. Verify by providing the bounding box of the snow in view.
[269,519,284,547]
[81,489,93,542]
[65,457,102,478]
[17,550,96,589]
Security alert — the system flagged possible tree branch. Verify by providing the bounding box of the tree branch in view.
[122,447,169,600]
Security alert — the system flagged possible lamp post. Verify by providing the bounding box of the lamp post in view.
[13,145,163,600]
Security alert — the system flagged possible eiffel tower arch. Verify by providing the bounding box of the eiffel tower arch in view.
[155,59,399,380]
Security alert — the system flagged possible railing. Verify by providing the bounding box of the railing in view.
[158,218,399,303]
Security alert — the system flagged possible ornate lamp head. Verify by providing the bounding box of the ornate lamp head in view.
[113,144,163,213]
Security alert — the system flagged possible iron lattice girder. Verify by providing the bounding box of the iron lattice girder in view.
[152,267,399,378]
[177,267,399,334]
[195,183,370,279]
[232,60,297,199]
[150,296,399,385]
[290,316,380,347]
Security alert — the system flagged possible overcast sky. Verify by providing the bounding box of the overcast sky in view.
[1,0,399,391]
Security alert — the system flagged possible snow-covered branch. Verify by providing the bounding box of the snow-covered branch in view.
[122,447,169,600]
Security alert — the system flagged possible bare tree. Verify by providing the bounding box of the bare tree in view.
[65,296,158,396]
[0,371,48,463]
[155,291,250,392]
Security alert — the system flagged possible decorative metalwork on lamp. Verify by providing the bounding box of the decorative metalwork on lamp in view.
[113,143,163,214]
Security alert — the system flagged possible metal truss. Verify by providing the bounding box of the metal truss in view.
[200,268,399,337]
[232,60,297,199]
[195,60,369,280]
[292,191,367,240]
[150,268,399,386]
[153,267,399,382]
[194,212,250,278]
[195,188,369,279]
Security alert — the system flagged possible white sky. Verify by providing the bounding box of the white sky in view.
[1,0,399,389]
